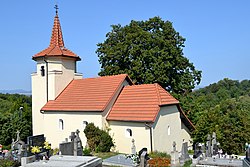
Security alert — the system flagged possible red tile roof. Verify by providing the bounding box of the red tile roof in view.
[33,13,80,61]
[107,83,179,122]
[41,74,132,112]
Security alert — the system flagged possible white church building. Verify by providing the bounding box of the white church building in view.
[31,9,194,154]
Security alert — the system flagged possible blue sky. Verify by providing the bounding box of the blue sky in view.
[0,1,249,91]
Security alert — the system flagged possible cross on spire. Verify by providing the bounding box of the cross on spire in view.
[54,4,59,15]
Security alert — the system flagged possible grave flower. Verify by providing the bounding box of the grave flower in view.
[31,146,41,154]
[44,141,51,150]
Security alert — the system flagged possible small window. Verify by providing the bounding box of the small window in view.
[126,128,132,137]
[167,126,170,135]
[59,119,64,130]
[40,66,45,76]
[83,121,88,129]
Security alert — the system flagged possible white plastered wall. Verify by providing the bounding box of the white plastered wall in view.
[43,111,103,148]
[109,121,150,154]
[152,105,192,153]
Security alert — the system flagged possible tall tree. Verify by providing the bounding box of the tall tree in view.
[0,93,32,145]
[96,17,201,95]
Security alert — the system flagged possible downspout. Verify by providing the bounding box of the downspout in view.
[43,57,48,102]
[145,123,153,152]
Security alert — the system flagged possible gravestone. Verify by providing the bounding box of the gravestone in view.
[11,130,27,162]
[171,141,179,165]
[206,134,212,157]
[201,143,205,158]
[193,143,202,158]
[179,142,190,164]
[59,129,83,156]
[246,147,250,162]
[74,129,83,156]
[60,142,74,156]
[211,132,218,155]
[27,134,45,148]
[131,139,136,155]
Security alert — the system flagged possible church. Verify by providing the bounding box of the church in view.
[31,7,194,154]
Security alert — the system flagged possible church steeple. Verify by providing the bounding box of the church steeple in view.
[49,5,64,48]
[32,5,81,61]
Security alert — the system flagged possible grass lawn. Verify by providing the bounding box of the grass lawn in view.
[93,152,120,159]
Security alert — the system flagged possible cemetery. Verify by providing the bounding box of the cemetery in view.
[1,129,249,167]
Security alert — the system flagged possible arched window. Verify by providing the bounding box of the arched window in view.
[126,128,132,137]
[83,121,88,129]
[167,125,170,135]
[59,119,64,130]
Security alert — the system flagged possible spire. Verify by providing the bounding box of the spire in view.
[49,7,65,48]
[33,5,80,61]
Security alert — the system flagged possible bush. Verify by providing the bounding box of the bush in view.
[0,159,20,167]
[96,131,114,152]
[84,123,114,152]
[83,147,92,156]
[148,151,171,167]
[183,159,192,167]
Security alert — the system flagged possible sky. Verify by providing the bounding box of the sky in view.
[0,1,249,91]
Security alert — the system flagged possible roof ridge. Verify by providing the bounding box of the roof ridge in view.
[154,83,162,105]
[101,74,131,111]
[80,74,128,80]
[128,83,155,87]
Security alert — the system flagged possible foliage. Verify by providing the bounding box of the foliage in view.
[84,123,114,152]
[126,153,140,164]
[96,130,114,152]
[183,159,192,167]
[0,159,20,167]
[83,147,92,156]
[96,16,201,96]
[149,151,171,159]
[179,78,250,154]
[0,93,32,146]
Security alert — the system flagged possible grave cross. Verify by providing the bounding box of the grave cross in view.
[69,132,76,142]
[76,129,80,137]
[16,130,20,141]
[172,141,176,152]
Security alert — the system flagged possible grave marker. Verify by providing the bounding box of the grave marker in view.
[59,129,83,156]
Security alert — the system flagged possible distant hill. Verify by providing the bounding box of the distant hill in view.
[0,89,31,95]
[180,78,250,154]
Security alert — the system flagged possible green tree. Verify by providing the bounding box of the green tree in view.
[96,16,201,95]
[179,78,250,154]
[0,93,32,145]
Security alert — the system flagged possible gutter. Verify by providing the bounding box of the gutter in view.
[43,57,48,102]
[145,123,153,152]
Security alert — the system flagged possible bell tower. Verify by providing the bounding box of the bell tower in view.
[31,5,82,135]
